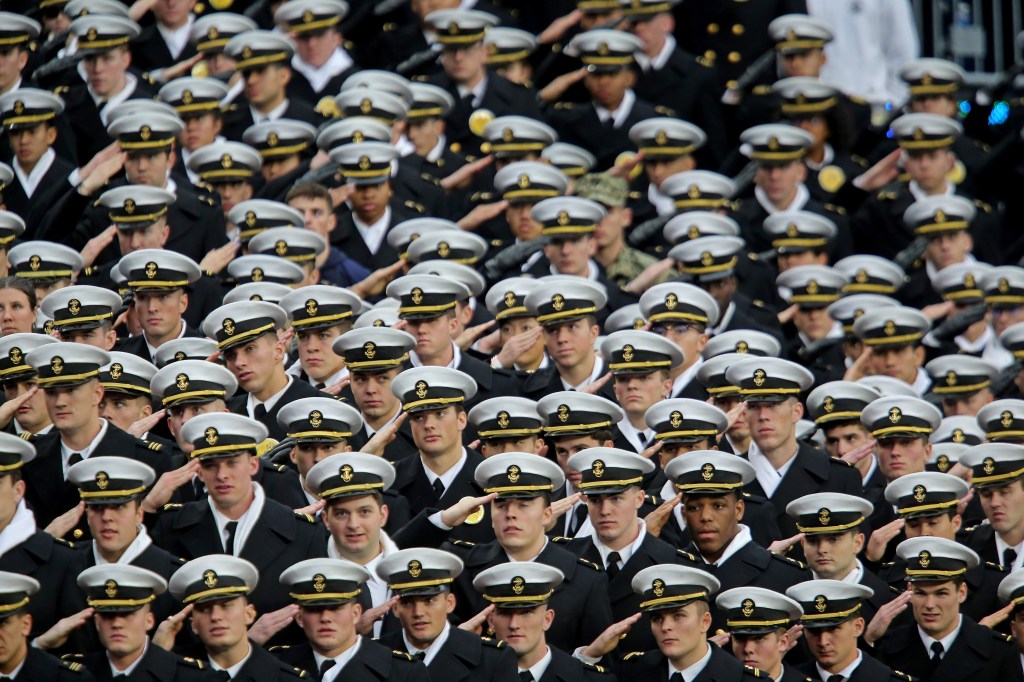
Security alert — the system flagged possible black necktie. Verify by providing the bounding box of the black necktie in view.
[670,673,683,682]
[254,404,267,421]
[603,116,616,131]
[320,658,336,677]
[569,504,588,535]
[432,478,445,499]
[826,675,844,682]
[930,640,944,664]
[314,383,326,390]
[214,671,230,682]
[461,92,475,110]
[1005,547,1018,568]
[606,551,621,579]
[68,452,83,467]
[224,521,238,555]
[519,672,534,682]
[413,651,426,662]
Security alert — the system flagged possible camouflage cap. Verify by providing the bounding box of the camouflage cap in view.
[574,173,628,208]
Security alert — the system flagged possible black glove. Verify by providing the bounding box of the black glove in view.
[483,237,546,282]
[929,304,987,343]
[893,237,928,272]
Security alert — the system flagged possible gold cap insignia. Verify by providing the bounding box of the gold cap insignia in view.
[105,579,117,598]
[818,507,830,525]
[222,318,235,335]
[204,427,218,445]
[752,368,766,387]
[123,198,136,214]
[823,396,834,413]
[68,298,81,316]
[1001,410,1014,428]
[652,578,665,597]
[7,347,20,365]
[497,411,510,429]
[408,560,422,578]
[437,241,450,258]
[507,465,520,483]
[664,292,678,310]
[701,462,714,481]
[669,410,682,428]
[592,459,605,478]
[415,380,428,399]
[741,598,754,617]
[340,464,354,482]
[95,471,109,490]
[309,410,323,428]
[511,576,525,594]
[50,356,63,375]
[176,373,189,390]
[918,550,931,568]
[503,291,516,308]
[983,457,995,475]
[913,484,926,503]
[109,363,123,380]
[204,570,218,588]
[305,299,318,316]
[889,407,902,424]
[363,342,376,359]
[411,288,424,305]
[557,404,570,423]
[139,125,151,141]
[551,294,565,311]
[312,573,326,592]
[28,255,40,271]
[814,595,827,612]
[621,344,634,362]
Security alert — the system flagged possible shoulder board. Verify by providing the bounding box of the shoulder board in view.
[584,663,607,673]
[751,299,766,308]
[995,631,1013,642]
[61,660,85,672]
[420,172,440,185]
[383,22,396,31]
[578,557,600,570]
[451,539,476,547]
[393,650,413,660]
[747,252,759,261]
[54,536,74,548]
[628,191,642,200]
[480,637,505,648]
[196,181,214,193]
[830,456,853,467]
[877,191,897,201]
[411,75,429,83]
[404,200,425,214]
[550,536,571,544]
[291,668,307,678]
[972,198,993,213]
[54,85,70,95]
[772,553,806,569]
[295,512,315,523]
[852,155,869,167]
[752,85,773,96]
[202,196,214,206]
[849,94,868,105]
[470,191,493,202]
[654,105,675,116]
[553,101,574,110]
[623,651,645,661]
[61,653,85,660]
[19,432,32,441]
[92,198,102,207]
[882,561,895,567]
[645,494,661,505]
[490,239,504,247]
[823,203,847,215]
[985,561,1008,572]
[974,139,991,152]
[695,56,713,68]
[145,440,163,451]
[268,645,290,651]
[162,503,183,512]
[181,657,205,669]
[677,549,697,561]
[964,525,979,533]
[274,464,287,472]
[893,672,911,681]
[743,665,763,677]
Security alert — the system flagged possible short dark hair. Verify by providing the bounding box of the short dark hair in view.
[285,182,333,211]
[0,277,36,307]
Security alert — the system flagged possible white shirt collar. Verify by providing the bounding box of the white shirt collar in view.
[93,524,153,566]
[403,619,451,665]
[696,524,752,566]
[410,341,461,369]
[250,97,290,125]
[954,324,992,354]
[754,183,810,214]
[634,35,675,72]
[425,135,447,163]
[208,482,266,556]
[670,357,703,398]
[926,253,976,287]
[705,302,736,337]
[110,638,149,677]
[594,89,636,129]
[246,375,293,417]
[144,319,187,359]
[210,640,253,677]
[89,73,137,126]
[798,320,844,348]
[861,454,879,487]
[746,438,799,498]
[522,646,553,681]
[560,355,603,391]
[910,367,932,397]
[292,48,354,94]
[815,650,863,682]
[60,419,110,478]
[315,635,362,680]
[2,650,26,679]
[616,417,654,454]
[456,77,488,108]
[812,557,865,583]
[157,15,194,60]
[917,614,962,658]
[549,259,600,281]
[591,518,647,570]
[909,180,955,201]
[667,640,712,681]
[13,147,56,199]
[421,447,468,491]
[804,143,836,172]
[647,182,676,216]
[352,206,392,255]
[995,533,1024,571]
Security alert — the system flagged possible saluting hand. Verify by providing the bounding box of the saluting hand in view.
[152,604,193,650]
[141,459,201,513]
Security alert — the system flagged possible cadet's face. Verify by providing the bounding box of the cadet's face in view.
[153,0,195,27]
[198,453,259,510]
[904,513,960,539]
[553,435,603,488]
[124,151,171,188]
[584,69,633,109]
[991,305,1024,336]
[3,379,48,432]
[95,607,154,658]
[291,441,348,479]
[864,345,922,384]
[940,388,992,417]
[60,325,117,350]
[215,181,253,215]
[117,221,171,255]
[543,318,598,372]
[925,231,972,269]
[480,435,543,457]
[712,395,749,440]
[287,196,335,239]
[875,437,929,481]
[167,400,227,452]
[134,290,187,341]
[86,500,143,556]
[649,604,711,660]
[803,619,863,670]
[409,406,465,457]
[296,326,345,382]
[580,9,621,30]
[393,593,455,648]
[324,495,387,556]
[613,371,671,418]
[83,48,130,97]
[350,182,392,222]
[0,613,29,669]
[731,631,787,674]
[801,531,863,579]
[543,235,595,278]
[593,206,631,248]
[585,487,644,546]
[780,49,826,78]
[405,314,456,362]
[903,150,953,191]
[191,597,255,651]
[645,157,693,188]
[44,380,103,432]
[0,475,25,531]
[297,602,360,655]
[350,369,400,421]
[910,580,966,637]
[744,399,800,452]
[488,605,552,659]
[822,423,871,460]
[777,252,828,275]
[650,322,705,371]
[181,113,221,151]
[224,334,284,396]
[262,155,301,183]
[683,494,742,558]
[498,316,545,369]
[0,46,28,90]
[910,95,958,118]
[792,115,829,146]
[793,306,834,340]
[505,203,543,241]
[493,496,551,551]
[294,29,340,68]
[755,161,806,205]
[979,480,1024,537]
[0,288,34,336]
[1011,609,1024,653]
[243,64,289,108]
[8,124,55,166]
[406,118,443,156]
[441,42,486,84]
[657,440,712,469]
[99,394,150,432]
